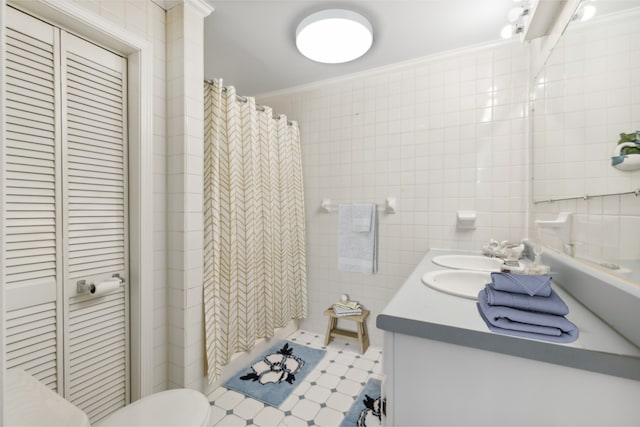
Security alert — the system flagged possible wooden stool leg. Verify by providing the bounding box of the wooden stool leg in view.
[361,319,369,354]
[354,319,369,355]
[325,316,336,346]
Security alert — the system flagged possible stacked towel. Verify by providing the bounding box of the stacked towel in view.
[484,286,568,316]
[490,272,552,297]
[477,273,579,343]
[338,203,378,273]
[333,300,363,317]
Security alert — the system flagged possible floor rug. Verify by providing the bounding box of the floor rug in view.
[223,340,326,407]
[341,377,383,427]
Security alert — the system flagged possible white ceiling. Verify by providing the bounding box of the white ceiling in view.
[203,0,517,96]
[201,1,640,96]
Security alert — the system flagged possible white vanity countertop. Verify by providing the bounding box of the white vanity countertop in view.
[377,249,640,381]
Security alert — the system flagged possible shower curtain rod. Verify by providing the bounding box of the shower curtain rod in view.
[204,79,293,125]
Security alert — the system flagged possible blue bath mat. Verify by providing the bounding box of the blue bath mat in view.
[341,377,383,427]
[223,340,325,407]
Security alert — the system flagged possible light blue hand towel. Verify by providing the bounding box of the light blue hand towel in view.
[477,289,579,343]
[485,285,569,316]
[491,272,552,297]
[338,204,378,273]
[351,203,374,232]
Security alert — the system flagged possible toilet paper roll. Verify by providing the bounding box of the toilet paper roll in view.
[341,294,349,302]
[91,279,121,297]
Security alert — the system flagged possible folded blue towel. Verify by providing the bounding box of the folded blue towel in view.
[477,289,579,343]
[491,272,552,297]
[485,285,569,316]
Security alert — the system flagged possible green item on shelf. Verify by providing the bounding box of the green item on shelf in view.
[618,133,640,155]
[618,132,636,143]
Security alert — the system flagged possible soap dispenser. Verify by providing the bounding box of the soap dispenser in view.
[529,227,551,275]
[530,243,550,274]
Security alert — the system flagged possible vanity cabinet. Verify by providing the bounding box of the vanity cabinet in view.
[378,250,640,426]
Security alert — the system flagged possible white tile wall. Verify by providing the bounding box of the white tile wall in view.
[166,1,208,391]
[150,3,169,394]
[260,40,530,346]
[72,0,169,393]
[166,3,186,389]
[532,10,640,262]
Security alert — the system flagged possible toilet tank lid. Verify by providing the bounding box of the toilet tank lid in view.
[5,369,91,427]
[95,389,211,427]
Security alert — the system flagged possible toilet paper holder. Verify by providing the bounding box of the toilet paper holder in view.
[76,279,95,294]
[77,273,126,294]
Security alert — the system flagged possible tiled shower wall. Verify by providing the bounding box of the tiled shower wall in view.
[531,10,640,261]
[260,40,530,345]
[71,0,168,392]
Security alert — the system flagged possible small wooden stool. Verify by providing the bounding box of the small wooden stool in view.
[323,307,370,354]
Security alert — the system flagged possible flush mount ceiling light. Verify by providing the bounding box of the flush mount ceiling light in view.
[296,9,373,64]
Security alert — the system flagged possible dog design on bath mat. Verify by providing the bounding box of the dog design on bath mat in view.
[356,394,383,427]
[239,343,305,385]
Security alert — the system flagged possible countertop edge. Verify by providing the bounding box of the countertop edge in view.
[541,248,640,347]
[376,313,640,381]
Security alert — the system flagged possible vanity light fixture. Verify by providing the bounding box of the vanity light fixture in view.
[573,3,597,21]
[296,9,373,64]
[507,5,529,22]
[501,1,530,39]
[501,23,524,39]
[506,0,596,41]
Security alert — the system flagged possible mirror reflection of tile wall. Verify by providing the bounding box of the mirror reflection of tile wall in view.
[531,8,640,281]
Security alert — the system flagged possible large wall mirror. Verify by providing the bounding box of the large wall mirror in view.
[532,1,640,202]
[531,1,640,284]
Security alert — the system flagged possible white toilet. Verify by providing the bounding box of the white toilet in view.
[5,369,211,426]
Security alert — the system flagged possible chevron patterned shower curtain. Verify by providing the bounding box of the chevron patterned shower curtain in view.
[203,80,307,382]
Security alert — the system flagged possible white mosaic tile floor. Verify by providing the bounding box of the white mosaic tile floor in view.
[207,330,383,427]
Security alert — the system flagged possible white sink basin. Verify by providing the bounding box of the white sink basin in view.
[432,255,504,272]
[421,270,491,299]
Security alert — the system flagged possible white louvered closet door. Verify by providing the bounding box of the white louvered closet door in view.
[4,7,63,393]
[61,32,129,422]
[4,8,130,424]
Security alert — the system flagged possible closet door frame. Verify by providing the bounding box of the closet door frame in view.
[1,0,155,406]
[0,3,5,420]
